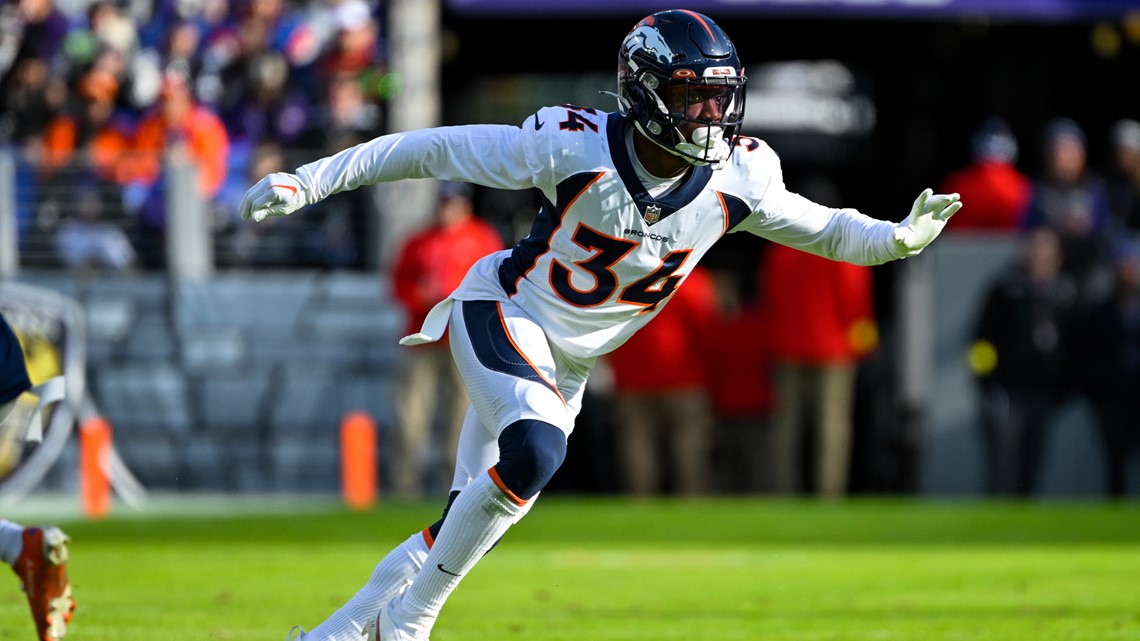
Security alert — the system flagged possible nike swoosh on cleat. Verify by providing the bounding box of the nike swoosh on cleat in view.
[272,184,298,195]
[437,563,461,577]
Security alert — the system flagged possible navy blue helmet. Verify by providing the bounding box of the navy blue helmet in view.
[617,9,747,164]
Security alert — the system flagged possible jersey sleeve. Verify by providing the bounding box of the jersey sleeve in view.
[294,124,538,202]
[518,106,615,203]
[742,188,904,266]
[728,140,905,266]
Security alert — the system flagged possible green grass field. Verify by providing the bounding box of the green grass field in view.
[2,495,1138,641]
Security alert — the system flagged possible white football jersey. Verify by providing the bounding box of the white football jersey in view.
[295,105,906,359]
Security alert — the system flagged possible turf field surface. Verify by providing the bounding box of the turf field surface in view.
[1,495,1137,641]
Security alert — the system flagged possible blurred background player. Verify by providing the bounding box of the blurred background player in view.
[0,311,76,641]
[389,181,505,498]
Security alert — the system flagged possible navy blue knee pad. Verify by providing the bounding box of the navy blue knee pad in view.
[425,421,563,545]
[493,419,567,500]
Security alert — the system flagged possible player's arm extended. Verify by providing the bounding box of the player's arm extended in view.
[747,188,961,266]
[240,125,533,222]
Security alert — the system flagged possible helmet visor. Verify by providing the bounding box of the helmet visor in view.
[667,79,746,127]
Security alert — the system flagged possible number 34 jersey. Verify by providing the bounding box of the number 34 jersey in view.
[297,104,906,359]
[448,105,904,359]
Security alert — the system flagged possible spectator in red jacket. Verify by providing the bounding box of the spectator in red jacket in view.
[389,181,505,498]
[604,265,718,496]
[757,240,878,498]
[939,115,1032,232]
[703,266,774,493]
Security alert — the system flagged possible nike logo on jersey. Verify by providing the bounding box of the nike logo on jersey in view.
[437,563,461,577]
[534,118,545,130]
[271,184,298,196]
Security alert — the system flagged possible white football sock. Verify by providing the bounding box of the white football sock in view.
[301,531,430,641]
[392,470,529,638]
[0,520,23,565]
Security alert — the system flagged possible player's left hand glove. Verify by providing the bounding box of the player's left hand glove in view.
[892,188,962,257]
[239,172,310,223]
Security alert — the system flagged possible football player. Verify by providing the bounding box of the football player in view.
[0,312,76,641]
[241,10,961,640]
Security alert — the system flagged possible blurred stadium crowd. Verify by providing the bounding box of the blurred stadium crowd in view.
[1,0,387,270]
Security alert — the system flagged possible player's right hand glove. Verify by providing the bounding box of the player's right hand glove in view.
[239,172,310,222]
[892,188,962,257]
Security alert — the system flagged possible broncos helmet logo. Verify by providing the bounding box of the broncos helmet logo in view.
[624,25,675,67]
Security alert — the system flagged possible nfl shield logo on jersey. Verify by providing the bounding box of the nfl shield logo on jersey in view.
[642,204,662,224]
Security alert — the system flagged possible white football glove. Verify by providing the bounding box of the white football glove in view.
[892,188,963,257]
[239,172,310,223]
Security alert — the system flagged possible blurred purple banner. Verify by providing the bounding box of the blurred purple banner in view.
[444,0,1140,21]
